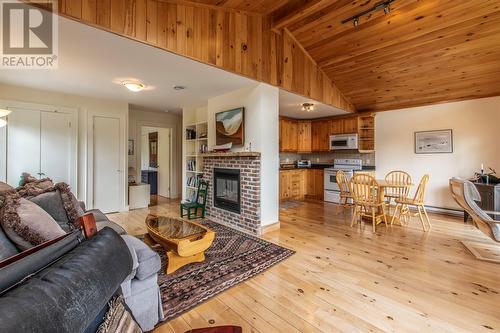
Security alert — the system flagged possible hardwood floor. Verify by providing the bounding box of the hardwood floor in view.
[108,199,500,333]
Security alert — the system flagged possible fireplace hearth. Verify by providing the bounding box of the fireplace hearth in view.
[213,168,241,214]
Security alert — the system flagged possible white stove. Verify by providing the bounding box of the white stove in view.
[324,159,362,203]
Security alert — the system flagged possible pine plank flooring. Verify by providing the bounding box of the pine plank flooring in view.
[108,199,500,333]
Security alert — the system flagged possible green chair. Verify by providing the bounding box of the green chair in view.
[180,180,209,219]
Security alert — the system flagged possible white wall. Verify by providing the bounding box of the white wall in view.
[207,83,280,226]
[376,96,500,210]
[128,107,182,198]
[0,83,129,210]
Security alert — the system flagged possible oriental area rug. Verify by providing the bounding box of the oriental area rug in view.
[142,220,294,322]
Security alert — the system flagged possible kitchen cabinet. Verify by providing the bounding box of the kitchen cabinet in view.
[311,121,330,152]
[279,114,375,153]
[279,118,298,152]
[280,169,324,202]
[280,169,305,201]
[330,119,343,134]
[297,121,312,153]
[343,117,358,134]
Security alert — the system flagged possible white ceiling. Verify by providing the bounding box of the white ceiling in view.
[279,90,349,119]
[0,13,348,118]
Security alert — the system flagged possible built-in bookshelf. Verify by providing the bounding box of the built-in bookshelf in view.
[182,106,209,202]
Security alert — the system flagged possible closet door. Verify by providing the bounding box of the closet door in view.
[7,107,41,186]
[93,116,121,213]
[40,111,77,190]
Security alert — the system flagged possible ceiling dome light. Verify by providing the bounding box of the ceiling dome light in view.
[0,119,7,128]
[122,80,145,92]
[0,109,12,117]
[302,103,314,112]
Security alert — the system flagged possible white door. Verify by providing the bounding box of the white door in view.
[7,107,41,186]
[157,128,170,198]
[93,116,121,213]
[40,111,77,190]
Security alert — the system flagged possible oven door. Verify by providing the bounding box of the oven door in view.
[324,170,339,191]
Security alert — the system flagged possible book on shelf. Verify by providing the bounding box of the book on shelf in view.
[185,128,196,140]
[198,143,208,154]
[187,174,203,188]
[187,159,196,171]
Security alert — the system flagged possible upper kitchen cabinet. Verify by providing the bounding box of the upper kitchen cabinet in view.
[312,120,330,152]
[343,117,358,134]
[279,117,298,152]
[358,114,375,152]
[330,119,343,134]
[297,121,312,153]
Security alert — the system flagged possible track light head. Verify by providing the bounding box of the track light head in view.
[353,17,359,27]
[384,4,391,14]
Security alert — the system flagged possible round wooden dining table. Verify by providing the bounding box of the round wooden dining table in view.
[375,180,413,225]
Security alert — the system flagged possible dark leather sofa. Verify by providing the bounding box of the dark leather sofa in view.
[0,227,133,333]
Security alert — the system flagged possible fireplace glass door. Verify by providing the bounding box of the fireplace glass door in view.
[213,168,241,213]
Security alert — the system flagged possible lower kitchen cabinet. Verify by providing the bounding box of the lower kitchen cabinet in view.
[280,169,323,202]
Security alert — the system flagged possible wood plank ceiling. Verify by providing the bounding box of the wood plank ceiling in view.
[32,0,500,112]
[191,0,500,111]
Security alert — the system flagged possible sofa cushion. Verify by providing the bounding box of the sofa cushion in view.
[0,196,66,251]
[0,227,133,333]
[0,226,19,261]
[96,220,127,235]
[0,231,81,294]
[120,235,161,280]
[0,182,13,195]
[29,190,71,231]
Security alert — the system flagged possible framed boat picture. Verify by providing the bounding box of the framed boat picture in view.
[414,129,453,154]
[215,107,245,146]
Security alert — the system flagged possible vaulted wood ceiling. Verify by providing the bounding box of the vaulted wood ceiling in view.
[190,0,500,111]
[31,0,500,112]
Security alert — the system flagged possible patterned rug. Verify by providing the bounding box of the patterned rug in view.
[143,220,294,322]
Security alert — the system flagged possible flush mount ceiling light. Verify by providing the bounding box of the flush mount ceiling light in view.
[341,0,396,28]
[0,108,12,117]
[302,103,314,112]
[173,85,186,91]
[122,80,145,92]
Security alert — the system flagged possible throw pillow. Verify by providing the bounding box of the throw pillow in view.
[97,296,143,333]
[0,193,66,251]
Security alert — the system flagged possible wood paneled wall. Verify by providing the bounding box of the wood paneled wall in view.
[42,0,354,112]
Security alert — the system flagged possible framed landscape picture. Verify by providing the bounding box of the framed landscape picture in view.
[414,129,453,154]
[215,107,245,146]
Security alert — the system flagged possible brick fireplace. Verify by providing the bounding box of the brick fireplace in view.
[202,152,261,235]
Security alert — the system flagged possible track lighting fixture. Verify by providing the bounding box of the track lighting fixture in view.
[341,0,396,27]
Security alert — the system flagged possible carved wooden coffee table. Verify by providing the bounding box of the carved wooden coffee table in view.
[144,214,215,274]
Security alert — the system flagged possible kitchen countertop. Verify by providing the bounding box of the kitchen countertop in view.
[280,164,376,171]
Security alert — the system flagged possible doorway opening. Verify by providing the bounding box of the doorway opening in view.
[139,126,171,206]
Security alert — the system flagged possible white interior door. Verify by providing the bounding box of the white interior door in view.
[141,132,149,170]
[93,116,121,213]
[157,128,170,198]
[7,107,41,186]
[40,111,77,191]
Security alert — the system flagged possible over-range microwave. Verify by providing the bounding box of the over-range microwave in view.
[330,134,359,150]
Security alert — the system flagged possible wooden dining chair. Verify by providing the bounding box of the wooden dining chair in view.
[336,170,353,207]
[391,175,431,231]
[384,170,412,219]
[350,174,388,232]
[384,171,412,202]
